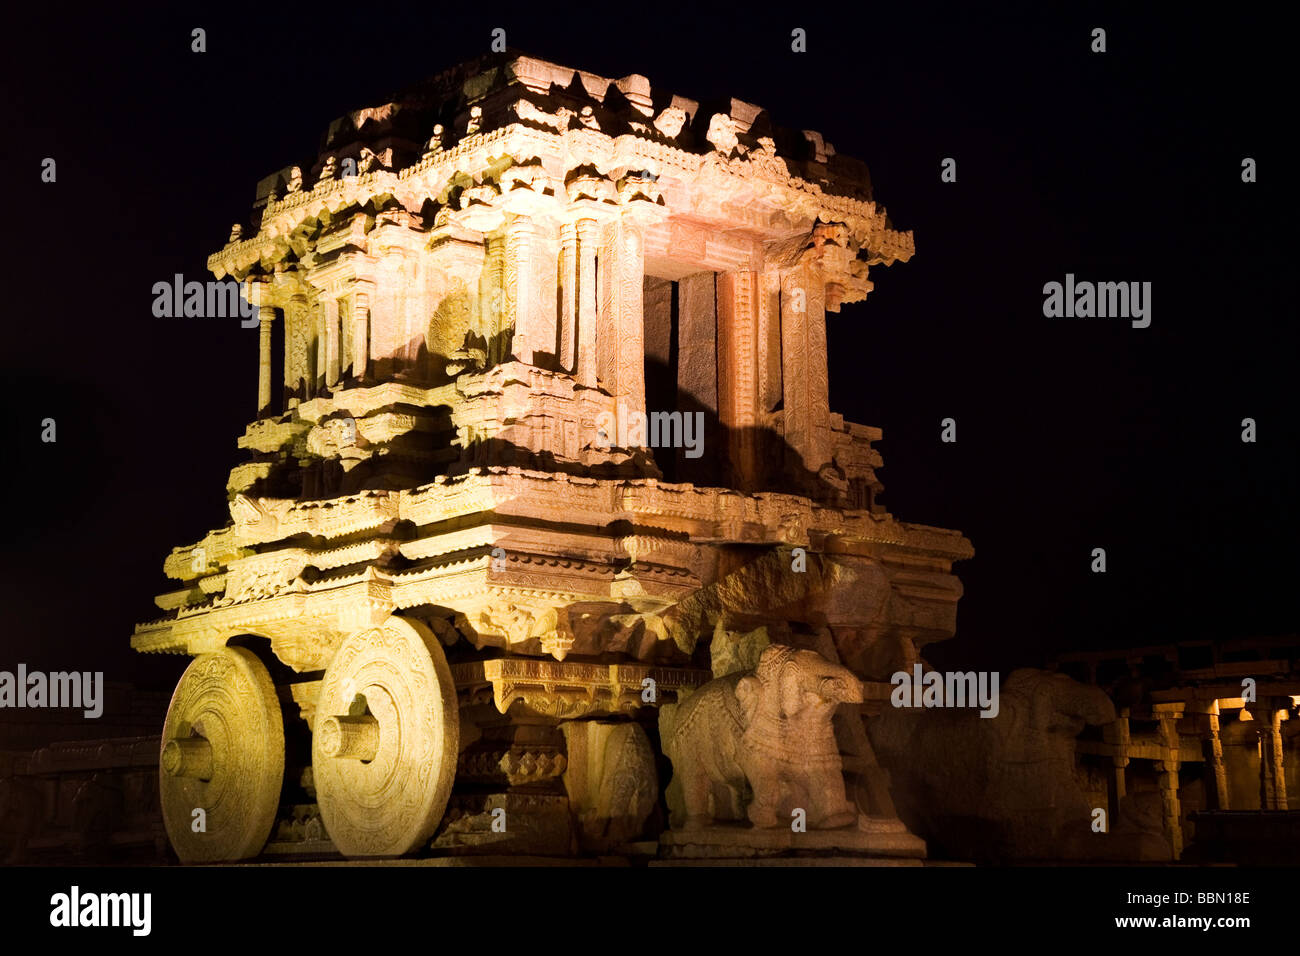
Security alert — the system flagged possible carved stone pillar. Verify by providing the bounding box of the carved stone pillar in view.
[285,295,306,409]
[505,215,537,364]
[1155,708,1184,859]
[257,305,275,416]
[353,292,370,383]
[312,301,325,397]
[1103,713,1130,824]
[559,222,577,373]
[673,271,716,482]
[717,270,758,489]
[338,297,351,379]
[758,266,782,413]
[1265,707,1289,810]
[780,260,831,478]
[575,218,598,388]
[1249,701,1290,809]
[323,297,340,388]
[482,236,507,365]
[1193,703,1230,810]
[676,272,716,413]
[611,217,646,418]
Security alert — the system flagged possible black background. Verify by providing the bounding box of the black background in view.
[2,3,1293,689]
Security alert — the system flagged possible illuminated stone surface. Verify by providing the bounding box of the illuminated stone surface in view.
[311,618,458,857]
[133,52,971,862]
[661,646,862,829]
[159,648,284,862]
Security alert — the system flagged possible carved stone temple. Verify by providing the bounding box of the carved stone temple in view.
[131,53,973,863]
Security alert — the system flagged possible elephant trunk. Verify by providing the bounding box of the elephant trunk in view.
[821,675,864,704]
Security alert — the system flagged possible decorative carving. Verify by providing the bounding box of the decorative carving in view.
[476,603,537,648]
[750,136,785,177]
[653,106,686,137]
[229,493,294,543]
[218,552,302,604]
[452,658,707,719]
[565,172,616,203]
[499,159,544,191]
[705,113,739,154]
[424,124,445,156]
[562,721,658,851]
[459,181,500,208]
[273,804,326,845]
[617,170,661,204]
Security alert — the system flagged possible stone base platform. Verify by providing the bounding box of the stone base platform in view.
[251,821,930,865]
[239,854,618,867]
[234,854,963,867]
[651,855,923,867]
[657,818,927,860]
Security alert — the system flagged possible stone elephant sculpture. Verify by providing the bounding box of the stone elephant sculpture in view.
[870,667,1118,862]
[661,645,863,829]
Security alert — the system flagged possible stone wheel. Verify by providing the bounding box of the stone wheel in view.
[312,617,459,857]
[159,646,285,863]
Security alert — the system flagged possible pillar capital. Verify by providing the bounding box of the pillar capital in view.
[245,278,275,309]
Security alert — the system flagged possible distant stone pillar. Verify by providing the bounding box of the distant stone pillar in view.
[559,222,577,373]
[1103,713,1130,822]
[1155,709,1184,859]
[257,305,275,416]
[575,218,599,388]
[1266,707,1289,810]
[780,260,830,477]
[1250,701,1290,809]
[1194,703,1230,810]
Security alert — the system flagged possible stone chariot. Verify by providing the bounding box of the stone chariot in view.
[133,53,971,862]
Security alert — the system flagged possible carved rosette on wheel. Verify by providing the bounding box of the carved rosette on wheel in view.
[312,617,459,857]
[159,647,285,863]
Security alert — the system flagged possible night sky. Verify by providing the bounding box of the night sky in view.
[3,4,1293,690]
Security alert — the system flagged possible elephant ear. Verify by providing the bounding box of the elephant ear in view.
[736,675,760,725]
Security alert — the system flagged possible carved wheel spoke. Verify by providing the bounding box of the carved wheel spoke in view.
[313,618,459,857]
[159,647,285,863]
